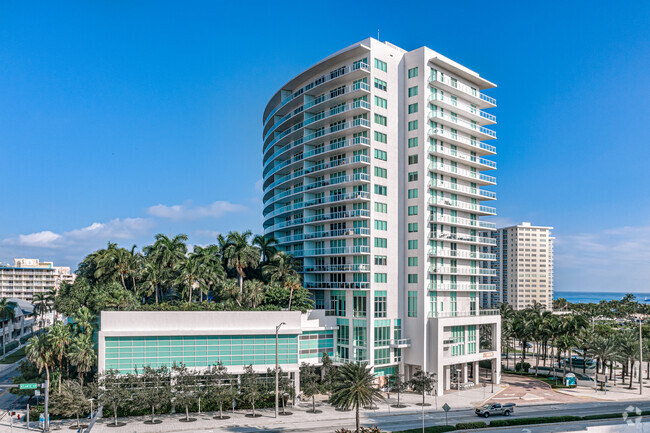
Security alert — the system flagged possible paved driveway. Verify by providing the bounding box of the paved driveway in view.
[486,373,595,405]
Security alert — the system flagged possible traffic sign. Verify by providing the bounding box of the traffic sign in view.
[442,403,451,412]
[19,383,37,390]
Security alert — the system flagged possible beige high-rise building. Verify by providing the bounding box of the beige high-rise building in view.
[482,222,554,310]
[0,258,76,302]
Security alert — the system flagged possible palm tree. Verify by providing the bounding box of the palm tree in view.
[68,335,96,386]
[263,252,301,309]
[48,323,72,394]
[46,288,58,322]
[0,299,16,359]
[33,293,49,332]
[144,233,188,298]
[222,230,260,294]
[330,362,384,433]
[219,278,242,307]
[242,280,265,308]
[142,259,163,304]
[175,253,202,303]
[26,334,54,431]
[193,245,225,302]
[253,235,278,263]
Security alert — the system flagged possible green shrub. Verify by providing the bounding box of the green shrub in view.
[490,416,581,427]
[455,421,487,429]
[393,426,456,433]
[336,427,382,433]
[515,362,531,372]
[582,413,623,420]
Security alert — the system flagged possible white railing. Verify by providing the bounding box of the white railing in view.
[302,246,370,256]
[265,190,369,219]
[428,128,496,154]
[429,111,497,139]
[428,283,497,291]
[429,162,496,184]
[428,93,496,122]
[264,62,369,125]
[428,266,498,275]
[304,281,370,289]
[429,197,497,215]
[428,145,496,169]
[265,209,370,232]
[428,180,496,199]
[304,264,371,272]
[429,309,500,318]
[429,249,496,260]
[429,231,498,244]
[428,75,496,106]
[429,213,496,229]
[276,227,370,244]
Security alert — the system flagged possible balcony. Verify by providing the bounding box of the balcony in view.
[264,209,370,233]
[429,162,496,185]
[428,75,496,108]
[265,188,370,219]
[428,180,496,200]
[276,227,370,245]
[264,61,370,126]
[429,249,496,261]
[301,246,370,256]
[428,309,500,318]
[389,339,412,348]
[429,111,496,140]
[304,282,370,290]
[428,266,498,276]
[303,264,370,272]
[428,128,495,155]
[429,231,498,245]
[428,145,496,171]
[428,283,498,292]
[429,197,497,215]
[428,93,496,124]
[429,213,496,230]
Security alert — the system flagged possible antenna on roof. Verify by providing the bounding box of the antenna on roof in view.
[377,28,380,41]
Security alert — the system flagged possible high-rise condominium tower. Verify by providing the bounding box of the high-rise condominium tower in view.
[482,222,554,310]
[262,38,500,394]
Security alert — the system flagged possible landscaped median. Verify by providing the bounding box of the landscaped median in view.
[392,411,650,432]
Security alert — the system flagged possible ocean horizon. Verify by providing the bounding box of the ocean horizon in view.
[554,291,650,304]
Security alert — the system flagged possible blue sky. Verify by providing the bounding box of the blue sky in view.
[1,0,649,292]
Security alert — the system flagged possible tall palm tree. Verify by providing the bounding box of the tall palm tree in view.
[219,279,242,307]
[33,293,49,332]
[263,252,301,309]
[242,280,265,308]
[68,335,96,386]
[48,323,71,394]
[142,259,163,304]
[175,253,202,303]
[144,233,188,298]
[194,245,225,302]
[330,362,384,433]
[222,231,260,294]
[26,334,54,396]
[253,235,278,263]
[0,299,16,359]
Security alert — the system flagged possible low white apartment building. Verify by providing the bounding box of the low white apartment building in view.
[262,38,501,394]
[482,222,554,310]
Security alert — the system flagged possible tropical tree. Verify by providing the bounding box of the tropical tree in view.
[242,279,265,308]
[239,364,262,417]
[26,334,54,430]
[268,366,294,415]
[222,231,260,294]
[47,322,71,393]
[68,335,96,386]
[0,299,16,358]
[219,278,242,307]
[135,365,171,424]
[50,379,90,429]
[320,352,336,395]
[387,373,407,408]
[253,235,278,264]
[175,253,202,303]
[330,362,384,433]
[33,292,49,331]
[144,233,188,298]
[205,362,235,420]
[300,362,321,413]
[142,260,164,304]
[172,363,199,421]
[99,369,130,427]
[409,370,435,406]
[193,245,225,302]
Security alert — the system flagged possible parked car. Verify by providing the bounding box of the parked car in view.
[475,403,516,418]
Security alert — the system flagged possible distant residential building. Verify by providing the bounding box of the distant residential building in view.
[0,298,35,347]
[481,222,554,310]
[0,258,76,302]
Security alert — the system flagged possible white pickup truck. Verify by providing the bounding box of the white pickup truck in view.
[475,402,515,418]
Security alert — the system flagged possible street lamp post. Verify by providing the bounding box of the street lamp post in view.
[640,318,643,396]
[275,322,286,418]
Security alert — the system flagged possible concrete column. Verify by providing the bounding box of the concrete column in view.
[493,358,501,385]
[462,363,468,385]
[474,361,480,385]
[444,365,451,391]
[294,370,301,396]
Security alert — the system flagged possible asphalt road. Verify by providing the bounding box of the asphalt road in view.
[0,358,27,412]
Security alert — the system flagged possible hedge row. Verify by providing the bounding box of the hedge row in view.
[489,415,582,427]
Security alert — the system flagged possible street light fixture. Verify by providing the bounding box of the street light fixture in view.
[275,322,286,418]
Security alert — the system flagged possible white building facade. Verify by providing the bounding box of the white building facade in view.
[482,222,554,310]
[262,38,501,394]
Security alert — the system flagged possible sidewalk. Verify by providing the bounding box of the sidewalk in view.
[1,384,506,432]
[556,380,650,401]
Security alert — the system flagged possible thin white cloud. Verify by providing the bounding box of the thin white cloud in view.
[2,218,153,249]
[147,200,246,221]
[554,225,650,292]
